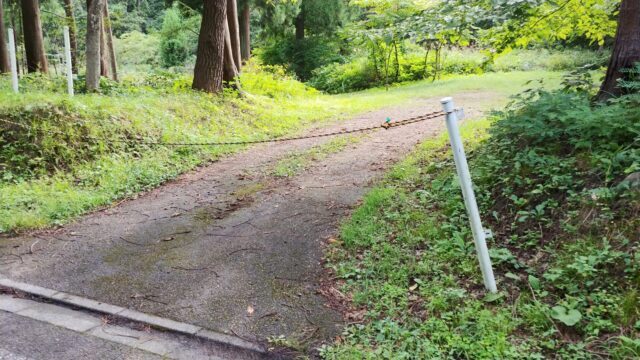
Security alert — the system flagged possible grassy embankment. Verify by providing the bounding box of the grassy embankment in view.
[322,85,639,358]
[0,68,560,233]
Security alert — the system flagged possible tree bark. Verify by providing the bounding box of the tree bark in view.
[0,0,10,73]
[227,0,241,71]
[103,0,118,81]
[192,0,227,93]
[86,0,104,91]
[100,11,109,78]
[239,2,250,61]
[598,0,640,100]
[62,0,78,74]
[222,20,239,84]
[21,0,48,73]
[295,11,304,41]
[10,11,20,75]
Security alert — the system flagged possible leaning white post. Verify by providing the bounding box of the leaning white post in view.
[7,28,18,93]
[441,97,497,293]
[63,26,74,96]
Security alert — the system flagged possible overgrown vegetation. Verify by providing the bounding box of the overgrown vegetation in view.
[0,66,560,233]
[309,48,605,94]
[322,84,639,358]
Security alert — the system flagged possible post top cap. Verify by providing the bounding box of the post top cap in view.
[440,97,453,104]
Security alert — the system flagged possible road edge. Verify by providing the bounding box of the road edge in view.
[0,276,266,355]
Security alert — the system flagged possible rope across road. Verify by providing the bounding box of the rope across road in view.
[0,110,446,148]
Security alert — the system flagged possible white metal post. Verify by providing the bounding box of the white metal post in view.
[7,28,18,93]
[441,97,497,293]
[63,26,74,96]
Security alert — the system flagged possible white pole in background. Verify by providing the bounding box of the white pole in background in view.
[441,97,497,293]
[63,26,74,96]
[7,28,18,93]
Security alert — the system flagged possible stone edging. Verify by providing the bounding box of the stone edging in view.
[0,276,266,355]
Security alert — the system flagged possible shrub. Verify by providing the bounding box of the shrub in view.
[491,48,608,72]
[258,36,343,81]
[308,58,377,94]
[308,48,606,94]
[115,31,161,73]
[159,6,199,68]
[240,62,320,98]
[324,86,640,358]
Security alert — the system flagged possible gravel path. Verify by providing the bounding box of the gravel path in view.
[0,92,494,349]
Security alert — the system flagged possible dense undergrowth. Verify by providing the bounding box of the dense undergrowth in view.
[0,65,560,233]
[308,48,605,94]
[323,86,639,358]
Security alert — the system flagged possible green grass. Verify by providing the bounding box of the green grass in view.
[321,88,639,358]
[309,48,599,93]
[0,68,562,233]
[273,135,364,177]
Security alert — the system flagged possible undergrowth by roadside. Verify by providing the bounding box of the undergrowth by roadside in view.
[322,87,639,358]
[0,68,560,233]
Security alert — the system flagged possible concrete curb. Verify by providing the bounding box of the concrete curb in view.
[0,276,266,355]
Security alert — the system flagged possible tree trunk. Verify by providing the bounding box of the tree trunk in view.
[393,40,400,82]
[222,20,239,84]
[100,12,109,78]
[86,0,104,91]
[239,2,250,61]
[598,0,640,100]
[192,0,227,93]
[227,0,241,71]
[10,12,20,75]
[295,11,304,41]
[21,0,48,73]
[103,0,118,81]
[0,0,10,73]
[62,0,78,74]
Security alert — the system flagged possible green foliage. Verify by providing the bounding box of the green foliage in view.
[481,0,619,52]
[108,3,145,36]
[115,31,162,73]
[324,86,639,357]
[308,57,377,94]
[301,0,347,36]
[159,5,200,68]
[258,36,343,81]
[309,48,601,93]
[618,62,640,94]
[259,0,617,93]
[0,70,560,233]
[491,49,608,72]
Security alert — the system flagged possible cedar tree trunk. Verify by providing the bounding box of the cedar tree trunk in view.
[0,0,10,73]
[192,0,227,93]
[240,2,250,61]
[21,0,48,73]
[100,11,109,78]
[222,20,239,83]
[227,0,241,71]
[86,0,104,91]
[103,0,118,81]
[598,0,640,100]
[62,0,78,73]
[295,11,304,41]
